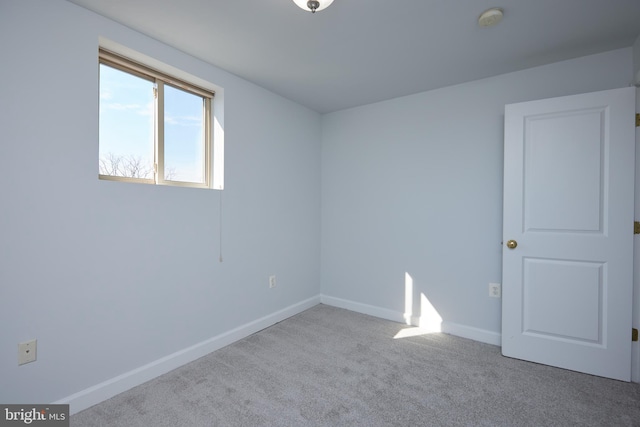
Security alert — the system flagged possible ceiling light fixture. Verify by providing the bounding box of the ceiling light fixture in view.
[478,7,504,27]
[292,0,334,13]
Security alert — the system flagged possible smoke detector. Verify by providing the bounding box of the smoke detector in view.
[478,8,504,27]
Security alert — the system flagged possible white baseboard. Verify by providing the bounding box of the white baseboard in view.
[320,294,501,346]
[632,342,639,383]
[440,321,501,346]
[320,295,407,324]
[56,295,321,415]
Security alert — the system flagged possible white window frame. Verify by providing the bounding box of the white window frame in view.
[99,48,214,189]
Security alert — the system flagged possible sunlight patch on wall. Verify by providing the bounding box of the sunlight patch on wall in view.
[419,293,442,332]
[396,272,443,338]
[212,95,224,190]
[404,272,413,325]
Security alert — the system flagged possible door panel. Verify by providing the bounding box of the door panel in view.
[502,87,635,381]
[523,258,603,343]
[524,108,605,233]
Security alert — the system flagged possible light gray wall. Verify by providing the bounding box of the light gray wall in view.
[0,0,321,403]
[634,34,640,81]
[321,47,634,336]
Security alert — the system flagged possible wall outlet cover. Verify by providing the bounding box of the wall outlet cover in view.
[18,340,37,365]
[489,283,501,298]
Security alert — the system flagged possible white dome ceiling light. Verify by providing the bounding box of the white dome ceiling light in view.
[292,0,334,13]
[478,8,504,27]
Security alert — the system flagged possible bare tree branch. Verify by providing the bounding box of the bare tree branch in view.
[99,153,153,179]
[99,153,179,181]
[99,152,123,176]
[164,167,177,181]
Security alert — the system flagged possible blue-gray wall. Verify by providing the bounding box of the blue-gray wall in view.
[0,0,321,405]
[321,48,634,341]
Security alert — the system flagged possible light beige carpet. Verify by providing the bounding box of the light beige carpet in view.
[72,304,640,426]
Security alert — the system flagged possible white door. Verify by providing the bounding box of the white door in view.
[502,87,636,381]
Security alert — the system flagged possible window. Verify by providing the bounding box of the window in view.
[99,48,214,188]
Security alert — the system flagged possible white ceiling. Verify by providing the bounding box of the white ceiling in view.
[68,0,640,114]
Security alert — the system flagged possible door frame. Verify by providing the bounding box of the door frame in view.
[633,87,640,383]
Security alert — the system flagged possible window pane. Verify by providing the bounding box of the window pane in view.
[99,63,155,179]
[164,84,205,183]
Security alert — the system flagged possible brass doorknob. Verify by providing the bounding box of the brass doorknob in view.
[506,240,518,249]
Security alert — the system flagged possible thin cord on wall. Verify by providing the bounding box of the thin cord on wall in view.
[219,188,224,263]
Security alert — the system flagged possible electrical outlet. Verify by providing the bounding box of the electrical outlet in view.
[18,339,37,365]
[489,283,501,298]
[269,275,276,288]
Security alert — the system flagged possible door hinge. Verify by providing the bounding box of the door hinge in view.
[635,221,640,235]
[636,113,640,127]
[633,328,638,342]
